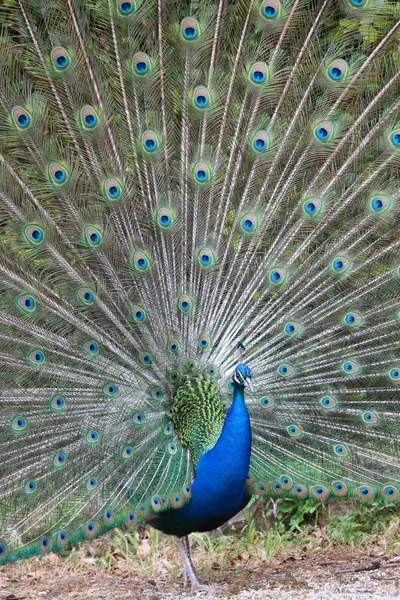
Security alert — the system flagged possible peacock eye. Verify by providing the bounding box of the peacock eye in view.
[51,47,71,72]
[118,1,135,15]
[249,62,270,85]
[133,52,151,75]
[181,18,200,41]
[81,106,99,130]
[313,120,334,142]
[261,0,282,19]
[193,86,211,110]
[252,130,270,153]
[142,130,159,153]
[193,161,212,184]
[12,107,32,130]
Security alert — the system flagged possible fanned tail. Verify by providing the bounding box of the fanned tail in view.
[0,0,399,564]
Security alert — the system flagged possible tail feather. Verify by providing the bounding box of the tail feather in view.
[0,0,399,563]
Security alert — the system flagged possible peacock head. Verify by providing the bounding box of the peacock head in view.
[233,363,253,391]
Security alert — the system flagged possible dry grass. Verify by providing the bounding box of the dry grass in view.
[1,502,399,599]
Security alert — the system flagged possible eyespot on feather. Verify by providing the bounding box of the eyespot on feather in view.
[167,442,178,456]
[48,162,68,186]
[280,475,293,489]
[251,130,270,153]
[193,161,212,184]
[131,249,151,273]
[86,476,98,491]
[77,286,96,306]
[310,485,329,500]
[163,423,173,437]
[198,333,212,350]
[23,224,45,246]
[83,225,103,248]
[177,293,193,314]
[122,445,133,459]
[249,62,270,86]
[82,340,100,356]
[333,444,349,458]
[259,396,275,408]
[269,267,287,285]
[389,367,400,381]
[347,0,368,7]
[85,430,100,445]
[343,311,363,327]
[11,416,27,433]
[331,255,352,275]
[132,412,144,424]
[103,178,122,202]
[277,363,294,377]
[319,395,337,409]
[150,385,163,400]
[197,247,216,269]
[361,411,378,425]
[16,294,37,314]
[193,86,211,110]
[84,522,98,538]
[369,194,392,215]
[186,358,198,370]
[80,106,99,130]
[156,206,176,230]
[168,370,179,383]
[240,212,259,234]
[313,120,335,142]
[291,484,307,498]
[51,47,71,72]
[11,106,32,130]
[260,0,282,20]
[103,510,114,525]
[126,511,137,526]
[26,349,46,366]
[50,395,66,411]
[181,17,201,41]
[283,321,303,337]
[331,481,348,497]
[103,383,118,397]
[130,304,147,323]
[118,1,135,16]
[389,128,400,149]
[341,360,361,375]
[53,452,67,468]
[167,337,181,354]
[132,52,151,76]
[142,130,160,153]
[326,59,349,82]
[139,351,152,366]
[355,485,375,500]
[287,424,302,437]
[24,480,37,495]
[302,196,323,218]
[57,531,69,547]
[39,538,52,554]
[382,485,399,501]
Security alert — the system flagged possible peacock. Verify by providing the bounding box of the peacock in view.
[0,0,399,592]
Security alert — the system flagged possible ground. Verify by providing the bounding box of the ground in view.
[1,539,400,599]
[1,501,399,599]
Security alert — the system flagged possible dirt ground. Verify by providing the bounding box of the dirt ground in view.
[1,546,400,600]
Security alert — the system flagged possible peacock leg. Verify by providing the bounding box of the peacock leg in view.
[174,535,210,592]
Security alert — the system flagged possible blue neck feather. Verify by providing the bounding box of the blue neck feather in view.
[152,383,252,536]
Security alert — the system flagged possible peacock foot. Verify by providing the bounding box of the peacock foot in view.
[177,566,211,592]
[174,535,212,592]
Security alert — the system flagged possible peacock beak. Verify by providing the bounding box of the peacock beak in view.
[246,379,253,392]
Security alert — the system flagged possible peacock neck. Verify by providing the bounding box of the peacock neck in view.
[149,381,252,536]
[190,381,252,508]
